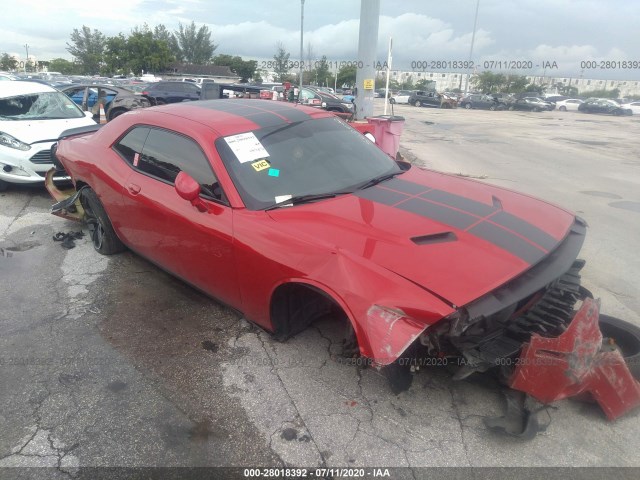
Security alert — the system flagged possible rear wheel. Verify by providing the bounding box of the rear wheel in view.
[559,106,567,111]
[415,100,422,107]
[0,179,8,192]
[508,105,515,111]
[464,103,472,109]
[80,188,126,255]
[489,104,496,111]
[156,99,166,105]
[108,108,127,121]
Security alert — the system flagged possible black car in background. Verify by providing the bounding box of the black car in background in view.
[300,87,354,114]
[61,84,151,121]
[408,91,457,108]
[507,97,554,112]
[578,98,633,116]
[459,94,505,110]
[141,81,201,105]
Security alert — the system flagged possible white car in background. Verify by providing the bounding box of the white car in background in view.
[555,98,583,111]
[621,101,640,115]
[0,81,96,191]
[0,72,17,81]
[389,90,415,104]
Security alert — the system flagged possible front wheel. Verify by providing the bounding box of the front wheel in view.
[508,106,515,111]
[415,100,422,107]
[559,106,567,111]
[464,103,472,109]
[80,188,126,255]
[599,315,640,380]
[155,99,166,106]
[489,104,496,111]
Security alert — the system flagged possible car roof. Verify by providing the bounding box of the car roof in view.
[0,80,57,97]
[144,99,333,136]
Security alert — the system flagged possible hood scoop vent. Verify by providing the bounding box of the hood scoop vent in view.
[411,232,458,246]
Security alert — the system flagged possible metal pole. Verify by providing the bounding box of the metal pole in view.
[383,37,392,115]
[24,44,29,72]
[299,0,305,102]
[464,0,479,94]
[354,0,380,120]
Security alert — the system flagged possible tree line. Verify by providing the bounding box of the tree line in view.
[14,22,256,82]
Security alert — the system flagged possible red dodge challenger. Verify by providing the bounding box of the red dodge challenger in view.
[47,99,640,419]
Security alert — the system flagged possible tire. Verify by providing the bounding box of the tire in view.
[108,108,127,121]
[559,106,567,111]
[489,105,496,111]
[156,99,166,105]
[80,188,126,255]
[389,98,395,104]
[464,103,472,109]
[508,106,515,111]
[0,179,8,192]
[599,315,640,380]
[415,100,422,107]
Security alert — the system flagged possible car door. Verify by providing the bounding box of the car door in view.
[63,86,89,111]
[183,83,201,101]
[114,125,240,306]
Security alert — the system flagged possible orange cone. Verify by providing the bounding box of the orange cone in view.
[99,104,107,124]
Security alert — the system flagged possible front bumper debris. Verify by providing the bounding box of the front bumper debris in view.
[45,168,85,222]
[510,297,640,420]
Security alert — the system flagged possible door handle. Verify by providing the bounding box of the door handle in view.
[127,183,141,195]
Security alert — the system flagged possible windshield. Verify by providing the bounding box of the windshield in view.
[0,91,85,120]
[216,116,402,210]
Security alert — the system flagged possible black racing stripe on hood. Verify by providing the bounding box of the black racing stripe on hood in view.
[400,198,478,230]
[420,189,496,217]
[489,211,557,251]
[354,178,555,263]
[468,222,546,264]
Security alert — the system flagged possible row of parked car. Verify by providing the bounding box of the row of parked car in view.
[387,89,639,115]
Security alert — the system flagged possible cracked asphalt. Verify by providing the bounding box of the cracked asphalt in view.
[1,103,639,478]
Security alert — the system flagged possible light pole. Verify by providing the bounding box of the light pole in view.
[24,44,29,72]
[464,0,479,94]
[299,0,305,101]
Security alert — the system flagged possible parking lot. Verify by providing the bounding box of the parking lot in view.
[1,102,639,476]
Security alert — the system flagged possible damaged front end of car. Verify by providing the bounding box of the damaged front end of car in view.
[410,217,640,421]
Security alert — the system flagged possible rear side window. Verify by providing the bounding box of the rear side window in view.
[113,127,150,164]
[139,128,224,201]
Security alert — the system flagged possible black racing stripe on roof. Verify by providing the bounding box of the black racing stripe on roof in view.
[189,100,311,125]
[468,222,547,264]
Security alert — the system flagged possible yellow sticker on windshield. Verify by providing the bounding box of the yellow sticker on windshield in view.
[251,159,270,172]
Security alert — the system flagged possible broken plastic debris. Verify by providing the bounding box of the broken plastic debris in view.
[52,231,85,249]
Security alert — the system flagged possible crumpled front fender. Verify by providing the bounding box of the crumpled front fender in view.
[510,297,640,420]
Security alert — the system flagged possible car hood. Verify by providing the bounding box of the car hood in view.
[268,168,576,308]
[0,117,96,145]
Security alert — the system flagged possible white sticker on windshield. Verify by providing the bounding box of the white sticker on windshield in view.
[274,195,292,204]
[224,132,270,164]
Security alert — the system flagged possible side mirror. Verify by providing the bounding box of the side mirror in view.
[175,171,207,212]
[84,111,94,118]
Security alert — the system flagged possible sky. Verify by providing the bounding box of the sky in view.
[1,0,639,80]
